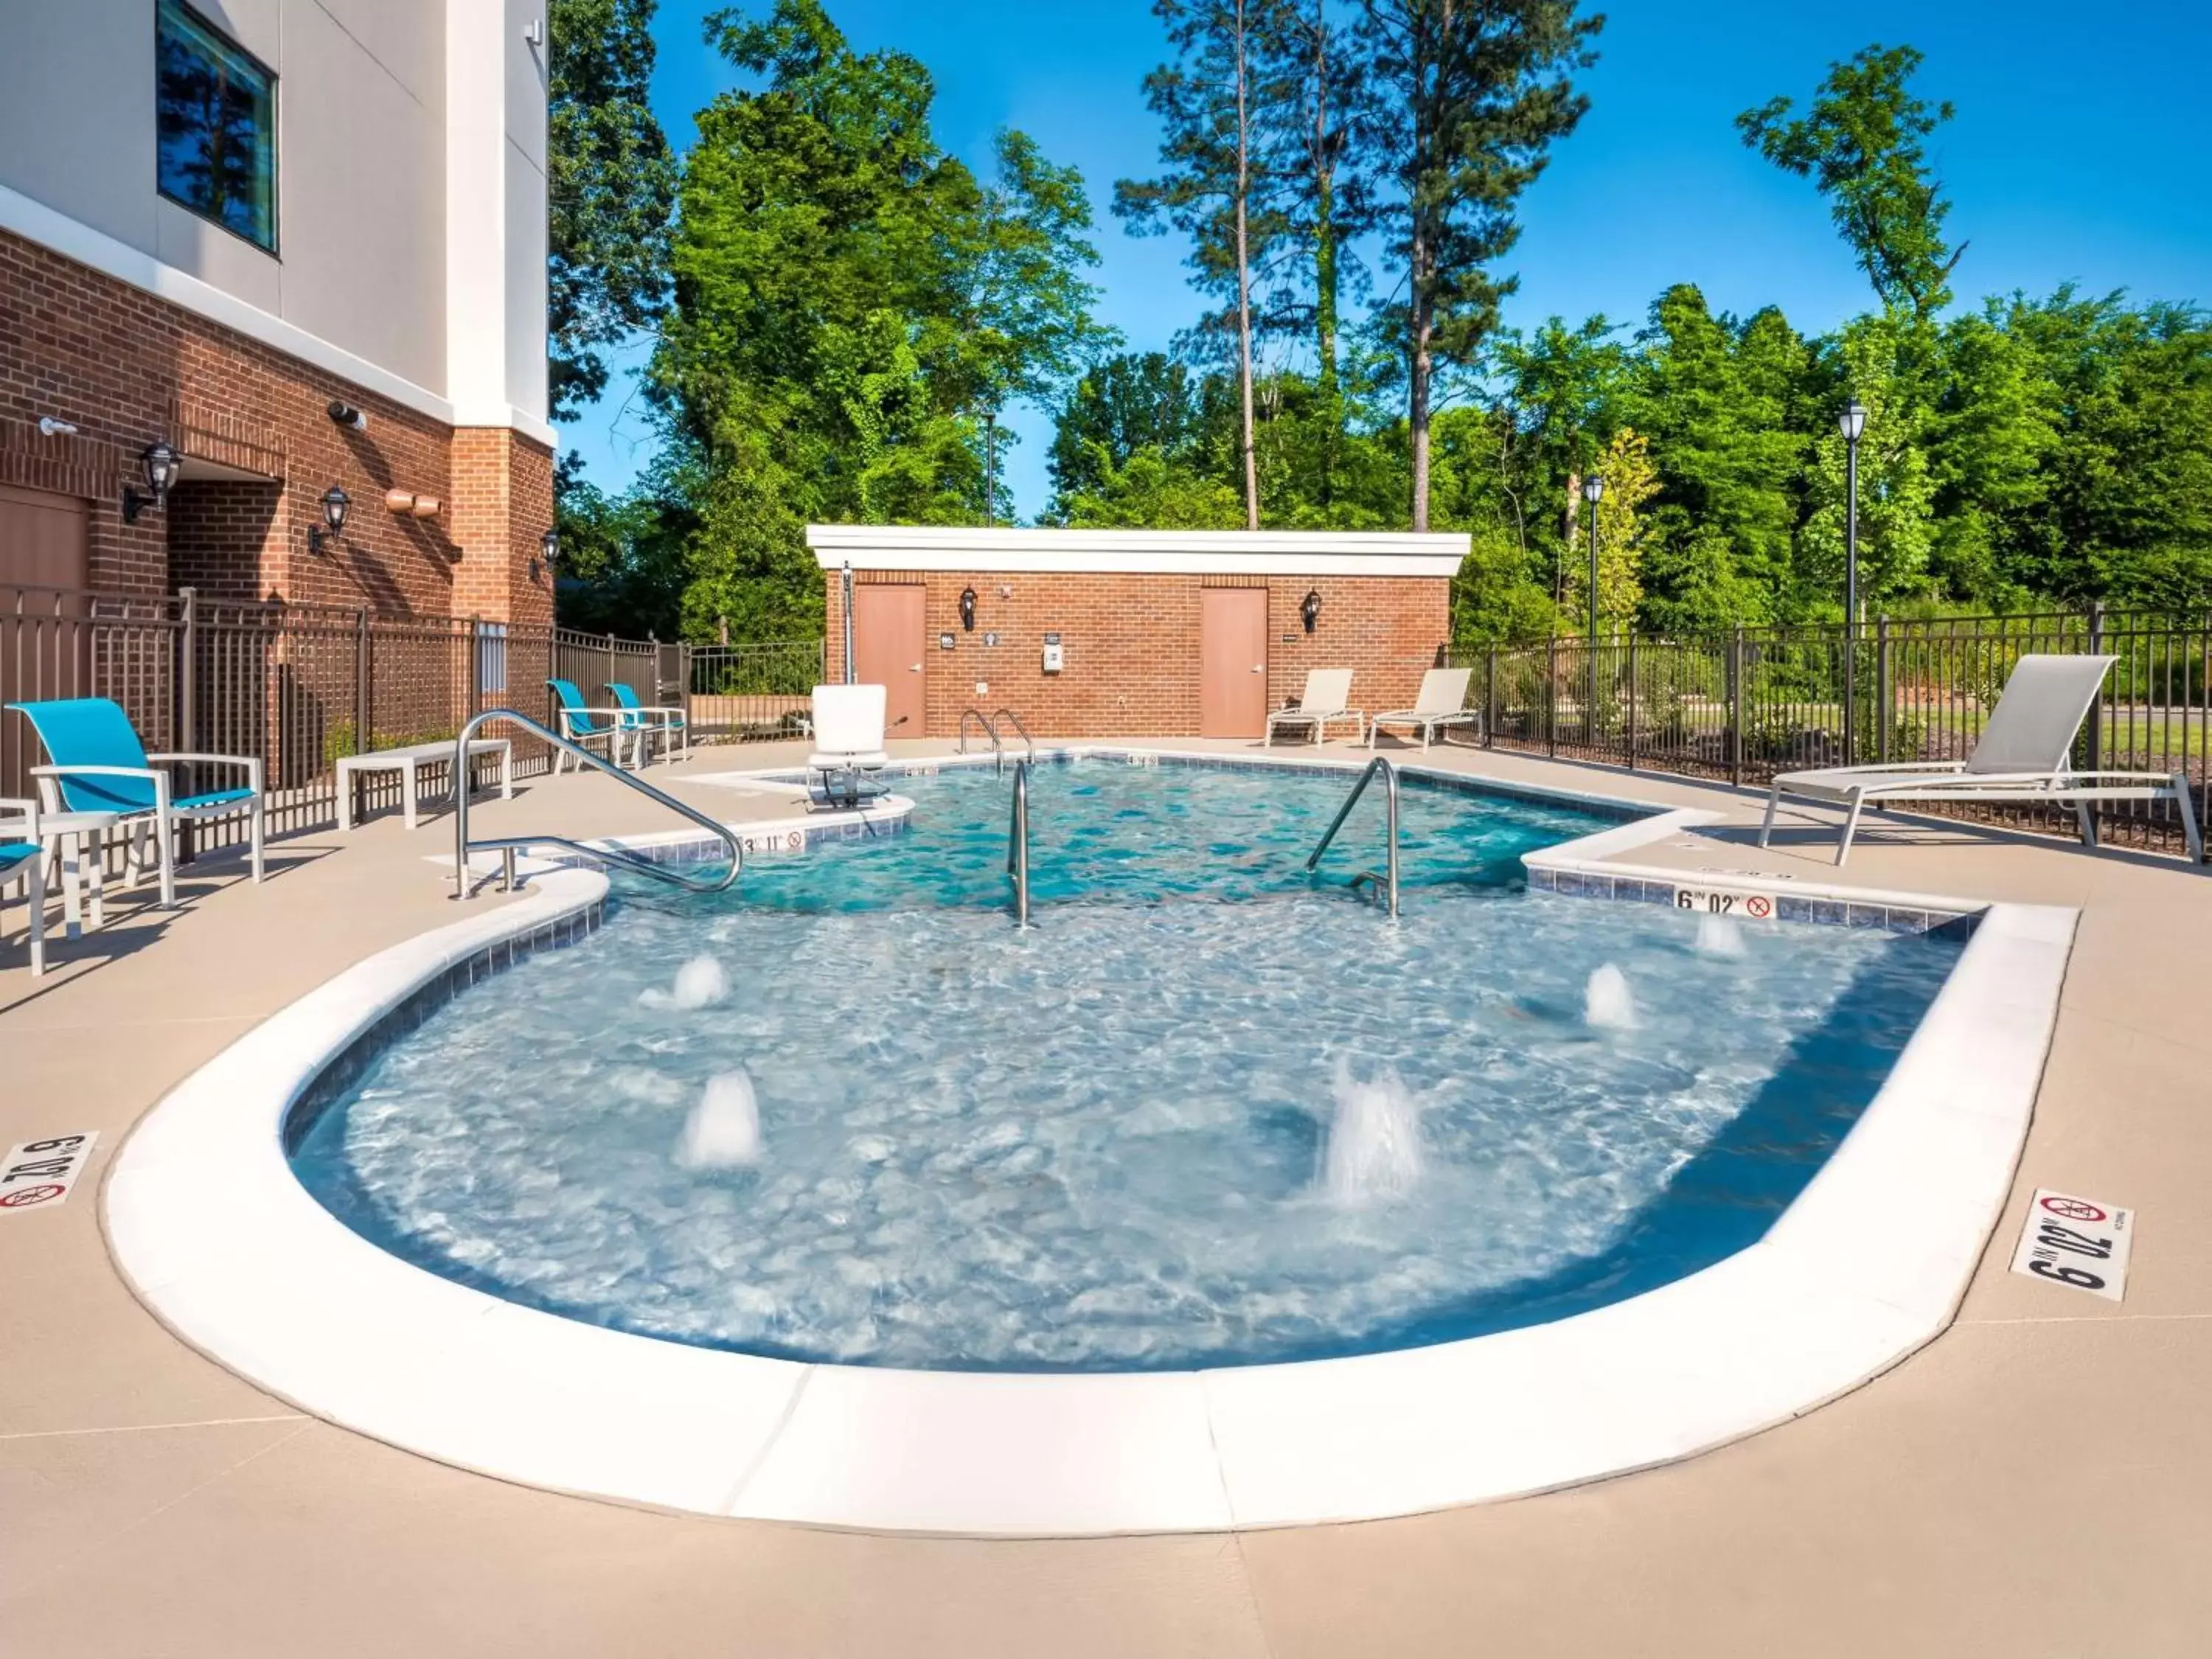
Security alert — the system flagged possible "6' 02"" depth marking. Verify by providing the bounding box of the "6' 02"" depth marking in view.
[2008,1188,2133,1302]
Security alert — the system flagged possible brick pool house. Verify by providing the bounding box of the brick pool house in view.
[812,526,1467,740]
[0,1,552,625]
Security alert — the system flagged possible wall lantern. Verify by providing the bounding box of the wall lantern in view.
[1300,588,1323,634]
[122,441,180,523]
[959,586,978,631]
[532,527,558,582]
[307,485,351,553]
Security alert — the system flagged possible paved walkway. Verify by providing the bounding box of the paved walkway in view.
[2,739,2206,1656]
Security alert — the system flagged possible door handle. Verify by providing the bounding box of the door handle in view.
[1251,665,1264,673]
[909,664,922,672]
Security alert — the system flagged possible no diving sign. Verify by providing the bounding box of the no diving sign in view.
[2008,1188,2133,1301]
[0,1131,100,1214]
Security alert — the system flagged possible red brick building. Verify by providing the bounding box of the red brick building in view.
[0,2,552,626]
[813,527,1464,740]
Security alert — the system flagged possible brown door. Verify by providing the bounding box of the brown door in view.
[1200,587,1268,738]
[852,583,928,737]
[1,484,93,796]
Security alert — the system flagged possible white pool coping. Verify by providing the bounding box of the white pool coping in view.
[102,754,2073,1536]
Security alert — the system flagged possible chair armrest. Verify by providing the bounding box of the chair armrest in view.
[146,752,265,791]
[0,796,38,838]
[29,762,170,807]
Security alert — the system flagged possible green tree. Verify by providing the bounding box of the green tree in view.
[1352,0,1602,531]
[1120,1,1305,529]
[1737,44,1964,322]
[653,0,1106,635]
[548,0,678,422]
[1046,351,1222,515]
[1560,426,1655,637]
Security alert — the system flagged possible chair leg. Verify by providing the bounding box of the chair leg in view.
[1837,792,1866,867]
[156,809,178,908]
[2074,799,2098,849]
[2173,773,2203,863]
[251,799,265,883]
[1758,782,1782,848]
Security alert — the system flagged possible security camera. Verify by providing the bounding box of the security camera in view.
[327,401,366,430]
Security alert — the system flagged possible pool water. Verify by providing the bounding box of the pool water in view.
[289,761,1962,1372]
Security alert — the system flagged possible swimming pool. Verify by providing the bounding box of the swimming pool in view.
[286,758,1961,1373]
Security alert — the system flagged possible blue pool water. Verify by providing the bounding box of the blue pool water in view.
[289,760,1962,1372]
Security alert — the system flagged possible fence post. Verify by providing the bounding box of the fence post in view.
[1728,627,1745,789]
[1483,648,1497,750]
[1876,615,1892,765]
[1626,636,1638,771]
[177,585,198,759]
[680,641,694,729]
[1545,636,1558,758]
[2084,602,2105,848]
[353,607,371,757]
[468,616,484,720]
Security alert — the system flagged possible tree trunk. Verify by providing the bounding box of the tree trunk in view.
[1234,0,1261,531]
[1409,228,1432,534]
[1310,1,1338,506]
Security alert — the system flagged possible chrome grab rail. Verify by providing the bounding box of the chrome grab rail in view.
[992,707,1036,767]
[451,709,741,900]
[1304,755,1401,918]
[959,708,1004,774]
[1006,759,1031,926]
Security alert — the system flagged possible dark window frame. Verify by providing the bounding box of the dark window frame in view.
[154,0,281,257]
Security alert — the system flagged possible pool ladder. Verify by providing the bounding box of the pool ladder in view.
[1006,759,1032,926]
[449,708,742,900]
[1306,755,1401,918]
[959,708,1036,776]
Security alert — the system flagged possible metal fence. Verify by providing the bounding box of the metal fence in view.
[1450,606,2212,860]
[4,582,824,851]
[686,641,824,741]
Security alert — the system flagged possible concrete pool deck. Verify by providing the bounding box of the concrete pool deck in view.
[3,737,2208,1655]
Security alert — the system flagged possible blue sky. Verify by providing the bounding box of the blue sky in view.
[562,0,2212,520]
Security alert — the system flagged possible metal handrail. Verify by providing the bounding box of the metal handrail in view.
[1305,756,1401,918]
[1005,759,1031,926]
[959,708,1004,774]
[992,707,1036,767]
[451,708,741,900]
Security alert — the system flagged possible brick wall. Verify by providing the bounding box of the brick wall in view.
[827,569,1447,737]
[0,226,549,622]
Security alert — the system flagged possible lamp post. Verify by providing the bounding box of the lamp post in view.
[1838,400,1868,760]
[1582,473,1604,741]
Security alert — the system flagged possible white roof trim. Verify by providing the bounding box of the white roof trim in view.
[807,525,1468,577]
[1,182,554,449]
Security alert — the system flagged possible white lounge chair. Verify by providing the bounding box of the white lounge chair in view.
[1368,667,1479,751]
[1,797,46,975]
[1759,653,2204,866]
[1265,669,1363,746]
[808,684,889,805]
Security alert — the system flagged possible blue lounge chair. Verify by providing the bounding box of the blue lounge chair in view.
[6,698,264,909]
[606,681,689,764]
[546,679,638,771]
[1,798,46,975]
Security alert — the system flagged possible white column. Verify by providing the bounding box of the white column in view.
[445,0,551,442]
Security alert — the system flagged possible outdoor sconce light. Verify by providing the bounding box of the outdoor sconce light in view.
[959,586,978,631]
[122,441,180,523]
[327,400,366,431]
[1301,588,1323,634]
[532,527,558,582]
[307,485,351,553]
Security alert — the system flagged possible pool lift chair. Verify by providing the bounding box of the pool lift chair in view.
[808,683,891,807]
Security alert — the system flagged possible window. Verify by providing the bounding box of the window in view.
[156,1,277,253]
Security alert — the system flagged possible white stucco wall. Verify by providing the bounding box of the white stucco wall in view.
[0,0,549,438]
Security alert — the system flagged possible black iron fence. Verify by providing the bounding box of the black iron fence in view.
[1449,606,2211,860]
[3,582,828,849]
